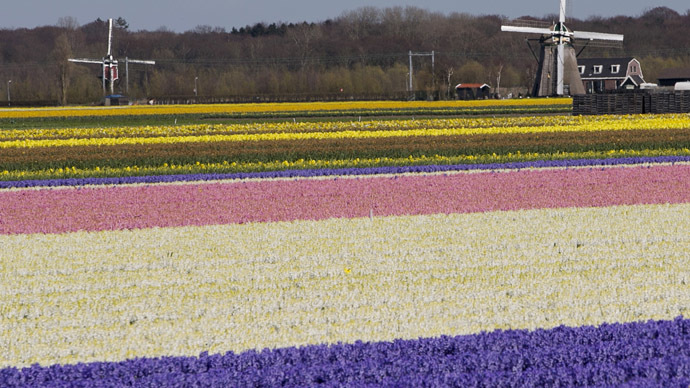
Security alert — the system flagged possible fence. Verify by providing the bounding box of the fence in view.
[2,100,59,108]
[573,90,690,115]
[148,92,417,105]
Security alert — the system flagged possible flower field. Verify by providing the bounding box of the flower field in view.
[1,102,690,386]
[0,98,571,120]
[3,113,690,183]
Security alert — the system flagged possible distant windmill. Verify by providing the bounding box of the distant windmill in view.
[69,18,155,95]
[501,0,623,96]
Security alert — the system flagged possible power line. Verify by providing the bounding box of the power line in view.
[147,50,537,68]
[3,47,689,74]
[0,62,58,70]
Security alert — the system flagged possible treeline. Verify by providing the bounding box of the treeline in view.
[1,6,689,105]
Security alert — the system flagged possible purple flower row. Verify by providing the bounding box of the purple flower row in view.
[2,155,690,189]
[3,317,689,387]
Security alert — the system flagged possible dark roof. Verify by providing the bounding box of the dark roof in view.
[578,57,635,67]
[657,68,690,80]
[578,57,636,79]
[621,75,645,87]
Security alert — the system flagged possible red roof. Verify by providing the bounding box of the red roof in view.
[455,83,490,89]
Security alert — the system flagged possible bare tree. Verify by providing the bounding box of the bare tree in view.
[495,64,503,98]
[287,23,323,70]
[445,67,454,99]
[57,16,79,30]
[52,34,72,105]
[339,7,380,41]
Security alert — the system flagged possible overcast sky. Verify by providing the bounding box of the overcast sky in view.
[1,0,688,32]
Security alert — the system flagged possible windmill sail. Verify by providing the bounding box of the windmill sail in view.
[69,18,156,95]
[501,0,624,96]
[501,26,553,35]
[573,31,624,42]
[107,19,113,58]
[68,59,103,64]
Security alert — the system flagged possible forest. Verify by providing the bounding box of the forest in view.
[1,6,689,105]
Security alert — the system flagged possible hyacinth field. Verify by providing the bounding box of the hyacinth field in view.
[2,100,690,387]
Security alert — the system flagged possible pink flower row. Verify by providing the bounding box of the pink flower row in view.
[1,165,689,235]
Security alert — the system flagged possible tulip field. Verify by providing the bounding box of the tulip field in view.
[1,100,690,386]
[0,98,571,122]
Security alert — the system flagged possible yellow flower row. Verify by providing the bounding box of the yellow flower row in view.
[3,114,690,149]
[3,148,688,182]
[1,116,575,141]
[0,99,572,119]
[7,114,685,142]
[2,203,688,368]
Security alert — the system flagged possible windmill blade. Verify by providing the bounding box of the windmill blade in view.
[69,59,104,64]
[559,0,567,23]
[107,18,113,57]
[501,25,553,35]
[502,18,552,29]
[127,59,156,65]
[573,30,624,42]
[574,39,623,49]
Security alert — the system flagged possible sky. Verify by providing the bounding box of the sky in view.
[1,0,688,32]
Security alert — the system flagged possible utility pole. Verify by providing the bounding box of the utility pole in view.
[7,80,11,106]
[408,51,435,100]
[408,51,413,93]
[126,58,129,94]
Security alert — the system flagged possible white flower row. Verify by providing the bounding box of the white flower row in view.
[1,203,689,368]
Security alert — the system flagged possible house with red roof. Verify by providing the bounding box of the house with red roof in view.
[455,83,491,100]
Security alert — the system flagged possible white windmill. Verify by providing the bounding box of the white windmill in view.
[69,18,155,95]
[501,0,623,96]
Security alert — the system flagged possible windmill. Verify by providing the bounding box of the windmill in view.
[69,18,155,95]
[501,0,623,96]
